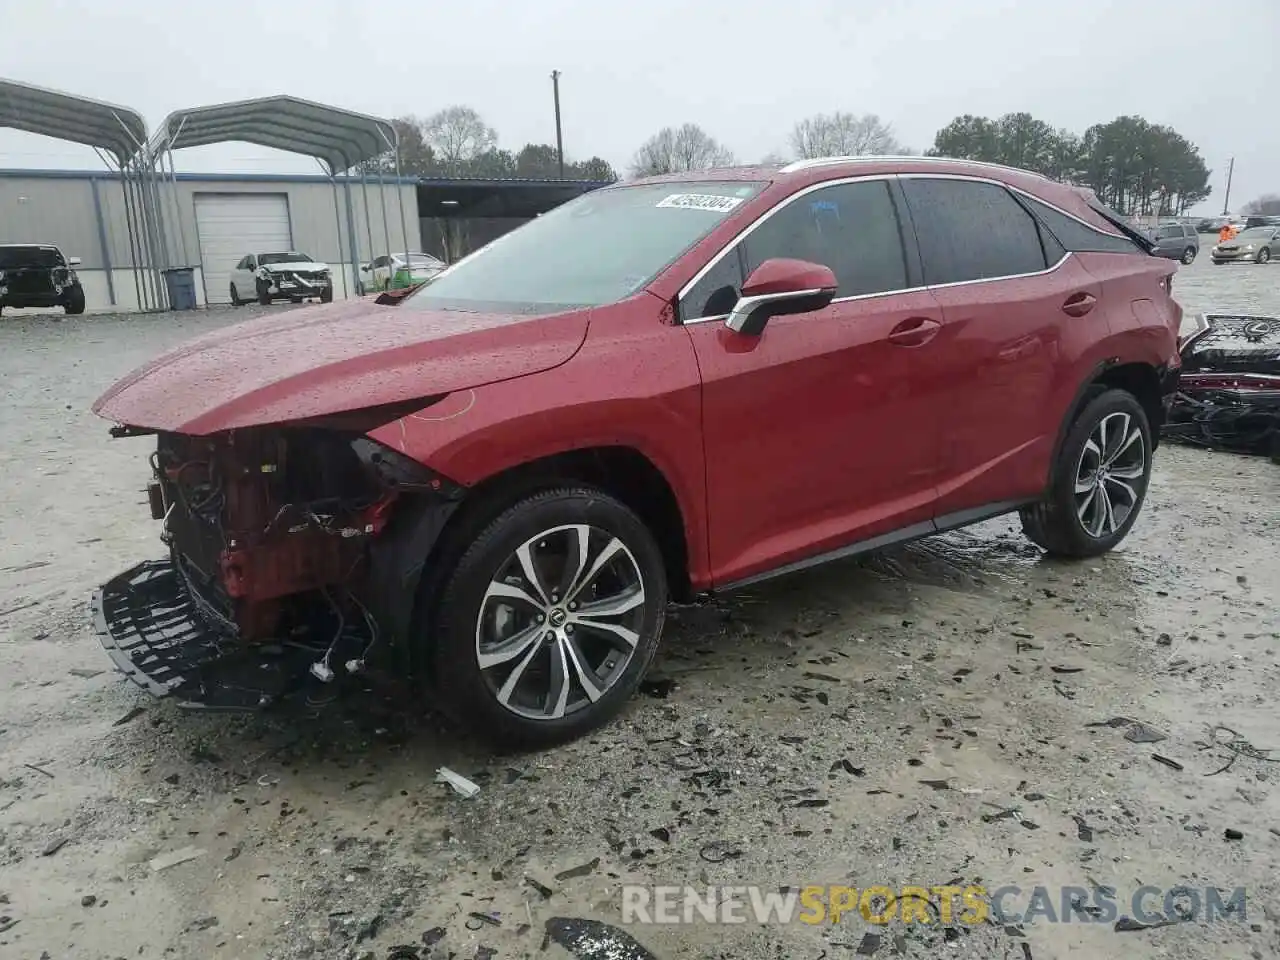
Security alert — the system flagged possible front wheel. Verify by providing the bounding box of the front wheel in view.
[320,285,334,304]
[1181,247,1196,265]
[427,487,668,749]
[63,285,86,315]
[257,281,271,306]
[1258,248,1272,265]
[1020,389,1153,558]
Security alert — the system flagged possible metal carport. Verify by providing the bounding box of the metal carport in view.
[147,96,409,300]
[0,77,165,310]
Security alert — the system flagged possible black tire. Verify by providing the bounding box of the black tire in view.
[63,284,86,315]
[1258,248,1271,265]
[1181,247,1196,265]
[320,285,334,304]
[1213,259,1226,265]
[229,284,243,306]
[426,486,668,749]
[257,281,271,306]
[1020,388,1153,558]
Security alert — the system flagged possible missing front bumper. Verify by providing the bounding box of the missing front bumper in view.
[93,559,319,711]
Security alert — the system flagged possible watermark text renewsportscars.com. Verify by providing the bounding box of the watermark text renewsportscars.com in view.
[621,884,1248,926]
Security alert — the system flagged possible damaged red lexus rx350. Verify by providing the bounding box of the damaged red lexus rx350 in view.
[93,156,1183,747]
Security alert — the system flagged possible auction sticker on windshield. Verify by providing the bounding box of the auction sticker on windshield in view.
[656,194,745,212]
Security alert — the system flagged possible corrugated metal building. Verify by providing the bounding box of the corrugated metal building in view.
[0,169,418,311]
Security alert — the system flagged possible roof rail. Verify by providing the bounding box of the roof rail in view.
[778,155,1052,181]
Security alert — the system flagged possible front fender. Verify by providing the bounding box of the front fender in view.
[365,313,711,586]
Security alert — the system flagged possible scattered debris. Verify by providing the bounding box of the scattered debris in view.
[421,927,447,946]
[1115,915,1179,932]
[22,762,54,779]
[112,706,146,727]
[1072,815,1095,842]
[435,767,481,799]
[919,779,951,791]
[1124,723,1168,745]
[1050,665,1084,674]
[466,912,501,930]
[638,677,675,699]
[698,840,744,863]
[525,875,555,899]
[1225,828,1244,841]
[68,668,104,679]
[80,895,96,908]
[856,931,882,954]
[1198,724,1278,777]
[555,858,600,881]
[149,846,207,872]
[42,836,68,856]
[1152,755,1184,772]
[545,917,658,960]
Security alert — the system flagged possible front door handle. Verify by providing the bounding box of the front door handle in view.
[1062,292,1097,317]
[887,316,942,347]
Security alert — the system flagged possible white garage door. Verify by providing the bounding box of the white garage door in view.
[194,193,292,304]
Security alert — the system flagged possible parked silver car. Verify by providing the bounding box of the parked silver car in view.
[1211,225,1279,265]
[1147,222,1199,264]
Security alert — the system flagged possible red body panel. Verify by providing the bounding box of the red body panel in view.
[95,157,1182,596]
[687,289,947,584]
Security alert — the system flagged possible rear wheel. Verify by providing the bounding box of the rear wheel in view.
[1020,389,1153,558]
[63,285,86,315]
[229,284,243,306]
[427,487,668,749]
[1181,247,1196,265]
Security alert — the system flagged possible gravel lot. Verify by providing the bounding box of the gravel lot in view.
[1,253,1278,960]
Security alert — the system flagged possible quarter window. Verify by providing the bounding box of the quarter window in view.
[901,178,1048,285]
[1015,194,1145,255]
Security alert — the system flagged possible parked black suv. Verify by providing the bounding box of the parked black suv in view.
[1147,223,1199,264]
[0,244,87,315]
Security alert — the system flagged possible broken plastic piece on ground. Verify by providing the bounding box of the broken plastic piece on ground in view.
[435,766,480,798]
[149,845,207,871]
[544,917,658,960]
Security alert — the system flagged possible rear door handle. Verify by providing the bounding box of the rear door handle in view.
[887,316,942,347]
[1062,292,1097,317]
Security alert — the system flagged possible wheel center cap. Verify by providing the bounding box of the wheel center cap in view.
[548,608,568,628]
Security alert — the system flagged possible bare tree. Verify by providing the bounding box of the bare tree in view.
[789,112,904,159]
[629,124,736,177]
[1242,193,1280,216]
[423,106,498,174]
[759,151,790,166]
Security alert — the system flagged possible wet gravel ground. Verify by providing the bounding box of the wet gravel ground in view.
[1,253,1278,960]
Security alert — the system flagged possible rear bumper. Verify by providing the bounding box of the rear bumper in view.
[93,559,317,711]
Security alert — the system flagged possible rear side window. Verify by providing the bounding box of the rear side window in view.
[1015,194,1146,255]
[900,178,1048,285]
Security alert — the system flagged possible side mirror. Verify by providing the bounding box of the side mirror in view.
[67,256,82,266]
[725,258,838,336]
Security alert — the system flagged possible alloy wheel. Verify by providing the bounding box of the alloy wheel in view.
[1074,411,1147,539]
[475,524,647,721]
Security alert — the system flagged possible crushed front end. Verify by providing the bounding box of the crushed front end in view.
[93,426,460,710]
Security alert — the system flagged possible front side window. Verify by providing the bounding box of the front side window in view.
[681,179,910,321]
[401,180,765,317]
[901,178,1048,285]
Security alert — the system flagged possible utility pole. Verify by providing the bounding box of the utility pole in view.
[551,70,565,178]
[1222,157,1234,215]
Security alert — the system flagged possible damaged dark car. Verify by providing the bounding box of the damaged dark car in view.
[0,243,87,315]
[1165,314,1280,462]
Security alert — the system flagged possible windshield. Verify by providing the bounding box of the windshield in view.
[400,180,765,315]
[0,246,63,269]
[1235,227,1274,240]
[259,252,313,265]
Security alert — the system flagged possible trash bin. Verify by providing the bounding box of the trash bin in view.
[161,267,198,311]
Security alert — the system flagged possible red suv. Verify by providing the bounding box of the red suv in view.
[92,156,1182,747]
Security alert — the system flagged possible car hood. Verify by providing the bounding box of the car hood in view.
[93,299,590,434]
[264,261,329,273]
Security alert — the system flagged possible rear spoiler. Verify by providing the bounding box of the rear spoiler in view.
[1076,188,1157,255]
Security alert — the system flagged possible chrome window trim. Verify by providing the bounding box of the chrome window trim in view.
[678,172,1084,325]
[779,155,1053,183]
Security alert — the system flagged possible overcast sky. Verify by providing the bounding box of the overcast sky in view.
[1,0,1276,213]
